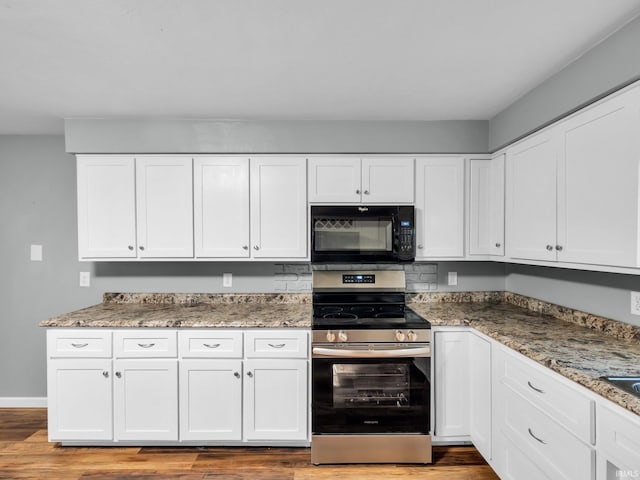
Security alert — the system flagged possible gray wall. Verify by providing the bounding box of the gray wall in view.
[64,119,489,154]
[506,264,640,328]
[489,15,640,151]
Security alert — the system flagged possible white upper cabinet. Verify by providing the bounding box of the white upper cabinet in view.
[468,155,505,256]
[557,85,640,267]
[308,157,414,203]
[415,156,465,258]
[77,155,137,258]
[250,157,308,259]
[506,130,558,262]
[194,157,250,258]
[135,157,194,258]
[506,83,640,268]
[77,155,193,260]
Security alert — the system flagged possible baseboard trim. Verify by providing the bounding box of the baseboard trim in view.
[0,397,47,408]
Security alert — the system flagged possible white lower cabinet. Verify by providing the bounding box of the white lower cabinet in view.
[113,358,179,441]
[243,359,308,441]
[597,401,640,480]
[468,331,491,461]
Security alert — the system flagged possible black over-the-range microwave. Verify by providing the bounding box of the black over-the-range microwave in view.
[310,205,416,263]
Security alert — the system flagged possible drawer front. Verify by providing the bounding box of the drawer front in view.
[47,329,112,358]
[499,346,594,444]
[245,330,308,358]
[501,386,594,480]
[113,330,177,358]
[178,330,243,358]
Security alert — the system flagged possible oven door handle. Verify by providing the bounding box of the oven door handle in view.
[312,346,431,358]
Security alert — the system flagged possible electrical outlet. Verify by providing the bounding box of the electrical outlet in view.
[447,271,458,286]
[30,244,43,261]
[79,271,90,287]
[631,291,640,316]
[223,273,232,288]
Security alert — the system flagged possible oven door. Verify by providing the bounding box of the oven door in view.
[312,344,431,435]
[311,206,412,263]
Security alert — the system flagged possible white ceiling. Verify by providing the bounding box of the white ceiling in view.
[1,0,640,134]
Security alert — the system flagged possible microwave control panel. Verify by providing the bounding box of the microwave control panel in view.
[397,217,415,259]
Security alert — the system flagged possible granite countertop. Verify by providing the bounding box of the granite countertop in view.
[40,293,312,329]
[409,292,640,417]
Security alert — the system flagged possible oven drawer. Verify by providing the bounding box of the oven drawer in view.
[178,330,243,358]
[244,330,308,358]
[47,329,112,358]
[113,330,177,358]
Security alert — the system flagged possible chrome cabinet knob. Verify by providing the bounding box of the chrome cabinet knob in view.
[555,245,563,251]
[102,371,109,378]
[242,245,249,250]
[115,372,122,378]
[495,243,501,248]
[417,244,423,249]
[247,371,253,378]
[395,330,406,342]
[253,245,260,250]
[326,331,336,342]
[356,189,361,194]
[128,245,134,251]
[234,372,240,378]
[546,245,553,251]
[139,246,145,251]
[363,190,370,195]
[338,330,348,342]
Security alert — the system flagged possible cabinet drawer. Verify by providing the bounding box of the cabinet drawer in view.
[499,346,594,444]
[244,330,308,358]
[113,330,177,358]
[501,386,594,480]
[47,329,112,358]
[178,330,243,358]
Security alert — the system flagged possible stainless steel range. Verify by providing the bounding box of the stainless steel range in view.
[311,270,432,465]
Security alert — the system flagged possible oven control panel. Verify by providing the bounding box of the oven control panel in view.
[313,329,431,344]
[342,274,375,284]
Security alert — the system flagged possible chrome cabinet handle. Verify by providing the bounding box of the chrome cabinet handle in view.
[545,245,553,251]
[247,371,253,378]
[137,343,155,348]
[528,428,547,444]
[128,245,134,251]
[71,343,88,348]
[555,245,563,251]
[242,245,249,250]
[356,189,361,194]
[203,343,221,349]
[234,372,240,378]
[527,381,545,394]
[253,245,260,250]
[268,343,286,349]
[139,246,145,251]
[102,371,109,378]
[115,371,122,378]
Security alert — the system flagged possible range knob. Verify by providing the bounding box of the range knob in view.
[395,330,406,342]
[338,330,348,342]
[407,330,418,342]
[326,330,336,342]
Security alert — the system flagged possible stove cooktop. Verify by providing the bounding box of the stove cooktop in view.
[312,305,431,330]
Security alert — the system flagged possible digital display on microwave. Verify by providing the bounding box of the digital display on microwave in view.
[401,220,411,227]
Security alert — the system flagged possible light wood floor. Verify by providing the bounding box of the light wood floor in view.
[0,409,499,479]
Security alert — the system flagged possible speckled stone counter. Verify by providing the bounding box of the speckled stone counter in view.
[409,292,640,416]
[40,293,312,328]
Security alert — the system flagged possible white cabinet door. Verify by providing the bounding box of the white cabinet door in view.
[250,157,307,258]
[361,157,414,203]
[47,359,113,441]
[194,157,250,258]
[77,156,137,259]
[243,359,308,441]
[179,359,243,441]
[434,330,469,438]
[113,359,178,441]
[597,402,640,480]
[415,157,465,258]
[557,85,640,267]
[506,130,558,261]
[469,155,504,256]
[136,157,194,258]
[469,332,491,461]
[308,157,361,203]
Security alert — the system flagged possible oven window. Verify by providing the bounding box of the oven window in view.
[332,364,410,408]
[314,218,392,252]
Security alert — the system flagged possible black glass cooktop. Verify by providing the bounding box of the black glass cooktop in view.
[312,305,431,330]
